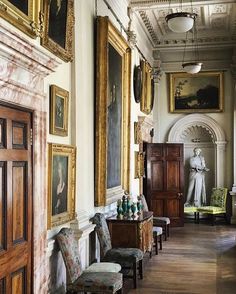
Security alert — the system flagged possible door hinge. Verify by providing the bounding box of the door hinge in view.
[30,128,33,146]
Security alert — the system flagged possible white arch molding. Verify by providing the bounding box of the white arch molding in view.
[167,114,227,187]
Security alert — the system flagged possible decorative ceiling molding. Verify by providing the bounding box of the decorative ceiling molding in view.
[130,0,236,56]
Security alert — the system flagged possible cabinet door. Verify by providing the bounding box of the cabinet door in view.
[144,143,184,227]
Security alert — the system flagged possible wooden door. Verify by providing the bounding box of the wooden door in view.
[0,105,32,294]
[144,143,184,227]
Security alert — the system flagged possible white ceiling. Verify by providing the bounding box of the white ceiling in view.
[129,0,236,51]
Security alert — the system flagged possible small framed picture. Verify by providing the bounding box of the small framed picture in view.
[169,71,224,113]
[50,85,69,136]
[48,143,76,228]
[41,0,74,62]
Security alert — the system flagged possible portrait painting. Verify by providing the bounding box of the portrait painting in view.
[41,0,74,62]
[95,16,131,206]
[169,72,223,113]
[107,43,122,189]
[0,0,40,37]
[50,85,68,136]
[48,143,76,228]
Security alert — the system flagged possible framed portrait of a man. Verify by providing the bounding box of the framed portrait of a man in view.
[48,143,76,228]
[50,85,69,136]
[41,0,74,62]
[95,16,131,206]
[0,0,40,37]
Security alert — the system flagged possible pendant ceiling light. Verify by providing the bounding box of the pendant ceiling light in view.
[182,18,202,74]
[165,0,197,33]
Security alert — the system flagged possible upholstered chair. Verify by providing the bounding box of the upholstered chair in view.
[140,194,170,241]
[197,187,228,225]
[92,213,144,289]
[56,228,123,294]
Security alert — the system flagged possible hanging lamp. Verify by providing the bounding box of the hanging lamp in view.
[182,18,202,74]
[165,0,197,33]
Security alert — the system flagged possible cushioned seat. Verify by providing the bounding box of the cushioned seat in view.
[184,206,199,223]
[197,187,228,225]
[84,262,121,273]
[56,228,123,294]
[92,213,144,289]
[153,217,170,225]
[153,226,163,255]
[68,272,123,293]
[104,248,144,263]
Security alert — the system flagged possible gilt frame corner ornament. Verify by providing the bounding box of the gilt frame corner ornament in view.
[169,71,224,113]
[41,0,74,62]
[0,0,41,38]
[47,143,76,229]
[95,16,131,207]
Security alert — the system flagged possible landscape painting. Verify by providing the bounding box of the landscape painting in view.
[169,72,223,113]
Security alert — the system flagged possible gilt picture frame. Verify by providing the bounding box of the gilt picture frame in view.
[169,71,224,113]
[41,0,74,62]
[0,0,40,38]
[140,60,154,114]
[50,84,69,136]
[48,143,76,228]
[95,16,131,206]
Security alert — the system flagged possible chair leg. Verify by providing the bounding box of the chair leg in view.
[212,214,215,226]
[164,224,167,241]
[196,212,199,224]
[155,234,158,255]
[133,262,137,288]
[194,212,197,224]
[138,259,143,279]
[224,213,228,224]
[159,234,162,250]
[167,224,170,238]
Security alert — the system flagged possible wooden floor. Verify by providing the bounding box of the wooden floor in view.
[124,222,236,294]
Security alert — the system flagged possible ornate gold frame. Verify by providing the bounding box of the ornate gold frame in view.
[41,0,74,62]
[134,151,145,179]
[169,71,224,113]
[48,143,76,228]
[140,60,153,114]
[0,0,41,38]
[95,16,131,206]
[50,84,69,136]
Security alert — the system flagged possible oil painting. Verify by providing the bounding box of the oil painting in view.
[170,72,223,113]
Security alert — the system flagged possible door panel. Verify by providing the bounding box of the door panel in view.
[144,143,184,227]
[0,105,32,294]
[151,161,163,191]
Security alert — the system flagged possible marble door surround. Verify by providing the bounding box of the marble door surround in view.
[0,20,60,293]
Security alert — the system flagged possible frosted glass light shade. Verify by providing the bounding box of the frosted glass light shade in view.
[182,62,202,74]
[166,12,197,33]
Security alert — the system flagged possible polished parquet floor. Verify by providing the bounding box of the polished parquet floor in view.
[124,222,236,294]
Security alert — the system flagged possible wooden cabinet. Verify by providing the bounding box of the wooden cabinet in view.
[107,211,153,253]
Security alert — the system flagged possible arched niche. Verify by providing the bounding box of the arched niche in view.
[167,114,227,188]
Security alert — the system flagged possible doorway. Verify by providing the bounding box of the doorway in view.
[0,104,33,294]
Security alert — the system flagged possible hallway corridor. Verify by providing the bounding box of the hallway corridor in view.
[125,223,236,294]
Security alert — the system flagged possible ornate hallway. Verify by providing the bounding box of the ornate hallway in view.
[125,223,236,294]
